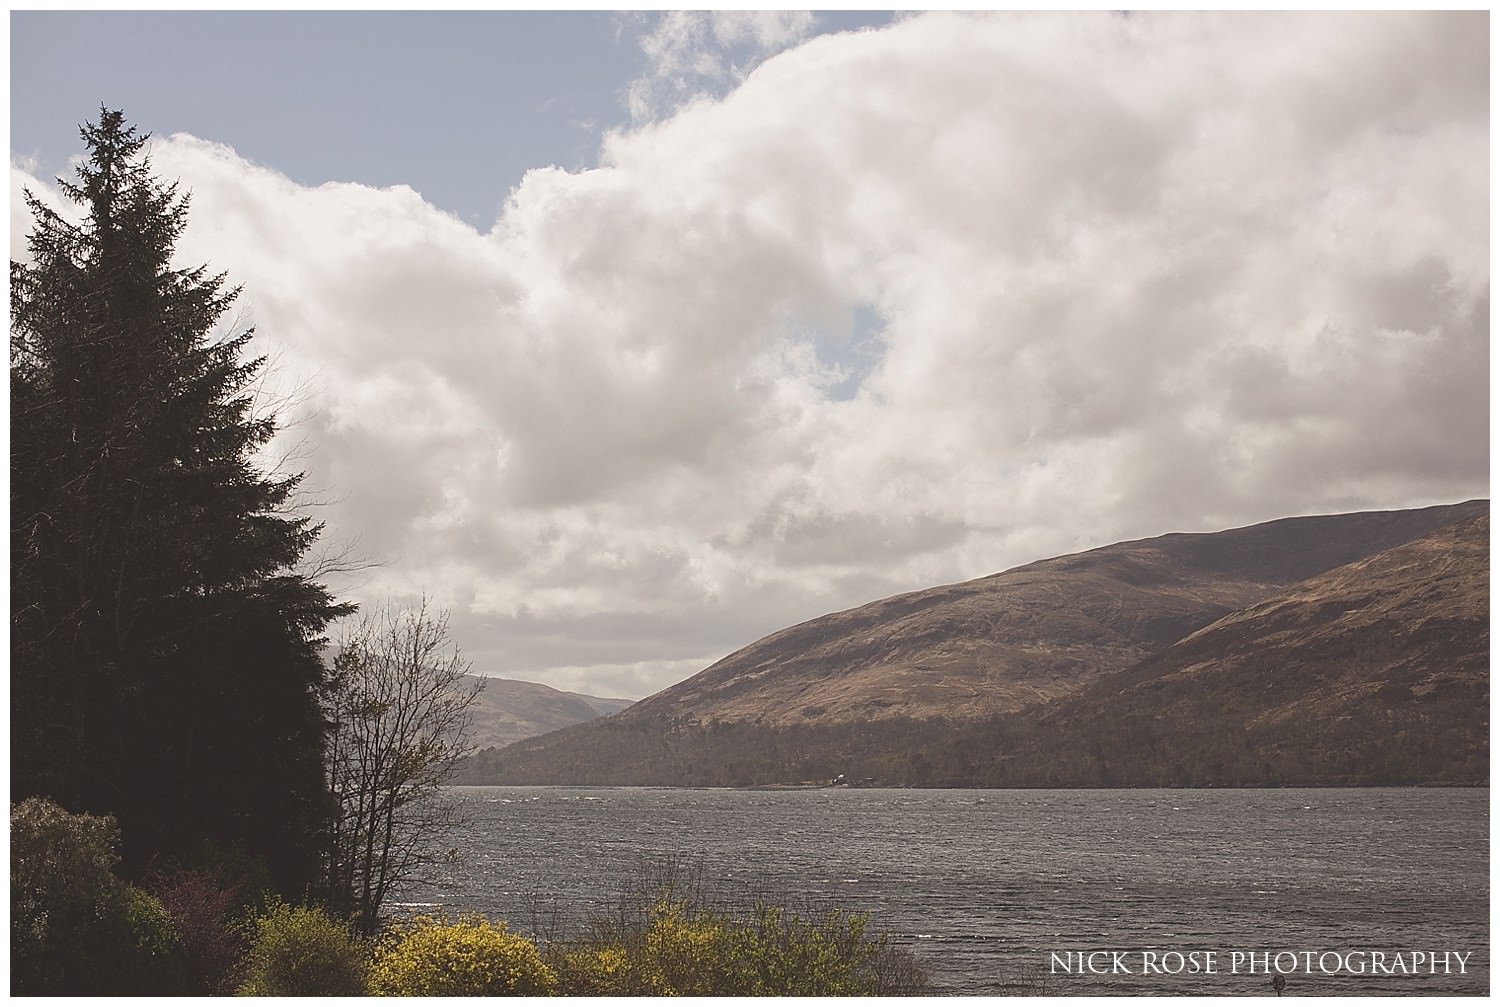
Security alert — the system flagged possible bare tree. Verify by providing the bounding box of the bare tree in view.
[320,598,482,934]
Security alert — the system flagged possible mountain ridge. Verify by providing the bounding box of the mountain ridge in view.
[463,675,633,751]
[460,500,1487,787]
[621,500,1486,726]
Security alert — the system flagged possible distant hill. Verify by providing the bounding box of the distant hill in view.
[615,500,1486,727]
[462,500,1487,787]
[459,676,632,753]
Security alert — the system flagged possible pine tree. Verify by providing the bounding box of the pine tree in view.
[11,108,352,892]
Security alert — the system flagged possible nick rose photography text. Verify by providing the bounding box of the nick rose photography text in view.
[1050,950,1474,977]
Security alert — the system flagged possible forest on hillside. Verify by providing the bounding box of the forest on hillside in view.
[459,689,1487,790]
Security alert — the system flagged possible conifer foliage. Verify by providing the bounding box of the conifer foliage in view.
[11,108,351,892]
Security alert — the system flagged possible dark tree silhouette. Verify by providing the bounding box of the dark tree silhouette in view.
[11,108,351,892]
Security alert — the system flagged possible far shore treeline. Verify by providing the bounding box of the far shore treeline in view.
[458,698,1488,790]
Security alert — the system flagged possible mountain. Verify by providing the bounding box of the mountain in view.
[463,500,1487,787]
[613,500,1485,726]
[1058,512,1488,732]
[1001,510,1489,786]
[461,676,633,751]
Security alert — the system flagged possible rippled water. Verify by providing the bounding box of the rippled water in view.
[395,787,1488,996]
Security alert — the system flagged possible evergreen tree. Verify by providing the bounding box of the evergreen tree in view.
[11,108,351,893]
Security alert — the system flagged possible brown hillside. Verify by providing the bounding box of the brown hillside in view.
[1041,512,1489,760]
[622,501,1487,727]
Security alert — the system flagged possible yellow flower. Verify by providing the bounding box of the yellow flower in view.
[368,913,556,996]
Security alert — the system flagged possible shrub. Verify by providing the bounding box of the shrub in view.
[11,796,190,995]
[368,913,557,996]
[732,903,927,995]
[551,898,926,996]
[12,797,125,993]
[236,902,368,996]
[566,899,745,995]
[113,885,193,995]
[732,905,871,995]
[549,858,928,996]
[550,944,634,995]
[147,867,249,994]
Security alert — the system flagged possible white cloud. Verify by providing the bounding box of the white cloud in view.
[11,12,1488,700]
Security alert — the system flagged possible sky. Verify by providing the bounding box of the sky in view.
[9,11,1490,701]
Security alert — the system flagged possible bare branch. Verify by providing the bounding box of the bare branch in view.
[319,595,482,934]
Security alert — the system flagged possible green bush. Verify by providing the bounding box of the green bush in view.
[12,797,124,993]
[553,899,744,996]
[368,913,558,996]
[737,902,928,994]
[550,943,635,995]
[113,886,193,995]
[550,895,927,996]
[733,904,876,995]
[11,796,190,995]
[236,902,368,996]
[546,858,928,995]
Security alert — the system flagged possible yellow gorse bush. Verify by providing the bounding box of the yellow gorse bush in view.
[547,899,745,996]
[549,944,632,995]
[368,913,558,996]
[548,898,919,996]
[635,900,741,995]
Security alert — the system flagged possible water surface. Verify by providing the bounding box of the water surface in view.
[395,787,1488,995]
